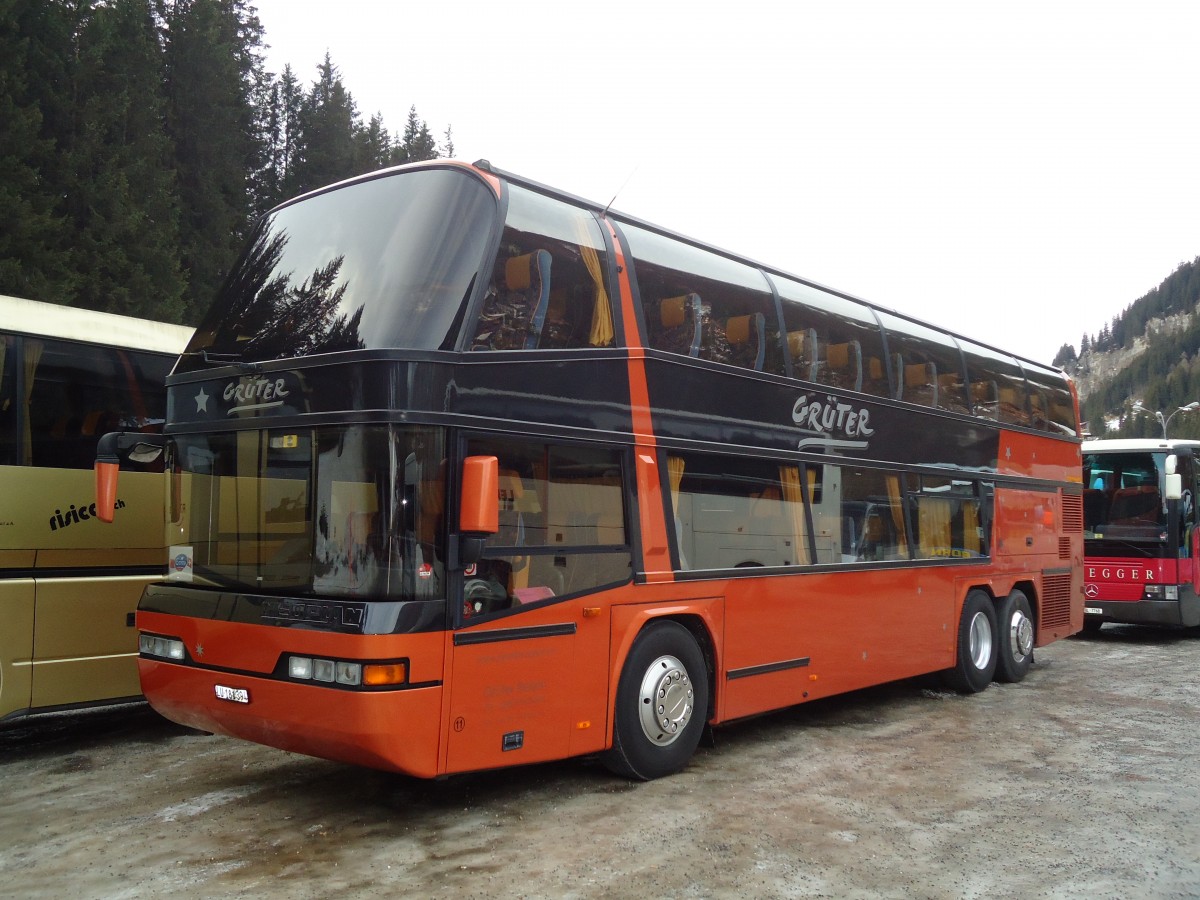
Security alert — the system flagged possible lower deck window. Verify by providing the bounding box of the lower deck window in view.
[666,451,987,570]
[462,437,631,619]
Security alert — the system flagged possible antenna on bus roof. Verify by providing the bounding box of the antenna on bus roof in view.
[602,165,639,218]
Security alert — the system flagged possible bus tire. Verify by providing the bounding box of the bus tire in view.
[941,589,998,693]
[604,620,709,781]
[994,589,1034,683]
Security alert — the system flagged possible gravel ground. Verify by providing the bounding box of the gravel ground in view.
[2,625,1199,899]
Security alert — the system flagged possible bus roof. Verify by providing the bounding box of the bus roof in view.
[1082,438,1200,453]
[0,294,192,355]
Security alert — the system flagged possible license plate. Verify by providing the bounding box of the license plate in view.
[1084,607,1103,616]
[214,684,250,704]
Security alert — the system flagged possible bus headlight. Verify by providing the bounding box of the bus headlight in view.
[286,655,380,688]
[1143,585,1179,600]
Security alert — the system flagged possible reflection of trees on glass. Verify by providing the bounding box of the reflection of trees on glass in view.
[215,226,365,360]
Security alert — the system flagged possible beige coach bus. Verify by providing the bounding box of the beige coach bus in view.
[0,295,190,722]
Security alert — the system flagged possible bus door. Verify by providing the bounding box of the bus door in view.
[444,439,626,773]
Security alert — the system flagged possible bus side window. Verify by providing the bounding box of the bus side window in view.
[787,329,817,381]
[818,341,862,393]
[654,293,704,357]
[462,437,631,621]
[970,380,999,420]
[724,313,766,371]
[0,335,18,465]
[471,250,553,351]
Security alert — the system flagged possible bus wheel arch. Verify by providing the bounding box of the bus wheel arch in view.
[995,587,1035,683]
[603,617,712,781]
[941,588,998,693]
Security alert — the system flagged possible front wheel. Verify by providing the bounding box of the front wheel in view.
[994,589,1034,683]
[941,589,998,693]
[604,620,709,781]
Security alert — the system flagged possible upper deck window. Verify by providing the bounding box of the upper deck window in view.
[958,340,1032,427]
[774,277,888,395]
[470,186,614,351]
[179,168,497,370]
[619,224,781,374]
[1022,363,1078,436]
[876,311,969,413]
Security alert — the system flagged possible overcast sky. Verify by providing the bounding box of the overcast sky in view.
[251,0,1200,367]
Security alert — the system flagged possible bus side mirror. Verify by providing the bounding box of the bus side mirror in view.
[94,432,167,523]
[1166,473,1183,501]
[458,455,498,568]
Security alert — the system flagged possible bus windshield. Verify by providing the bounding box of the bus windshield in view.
[168,425,446,602]
[1083,450,1168,543]
[178,168,497,370]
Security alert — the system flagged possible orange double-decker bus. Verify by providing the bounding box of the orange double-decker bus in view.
[97,160,1083,779]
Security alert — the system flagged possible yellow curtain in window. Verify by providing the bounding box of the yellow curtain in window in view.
[885,474,908,557]
[571,217,614,347]
[779,465,810,565]
[667,455,685,511]
[22,339,43,465]
[581,242,614,347]
[963,499,980,554]
[918,496,951,558]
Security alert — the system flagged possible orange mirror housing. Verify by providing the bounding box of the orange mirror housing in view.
[460,455,499,534]
[95,460,119,523]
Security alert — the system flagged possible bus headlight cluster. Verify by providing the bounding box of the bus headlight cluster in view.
[1143,585,1179,600]
[139,634,185,660]
[289,656,359,685]
[287,655,407,688]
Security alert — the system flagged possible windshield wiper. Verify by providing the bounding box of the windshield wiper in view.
[181,349,262,373]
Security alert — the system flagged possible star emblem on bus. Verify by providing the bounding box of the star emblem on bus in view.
[195,388,209,412]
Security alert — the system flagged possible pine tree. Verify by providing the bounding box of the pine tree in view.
[163,0,267,321]
[256,63,304,212]
[63,0,186,322]
[397,105,438,163]
[1051,343,1077,368]
[355,112,393,173]
[0,0,78,302]
[286,53,359,197]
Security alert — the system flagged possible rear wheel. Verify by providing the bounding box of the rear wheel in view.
[604,620,709,781]
[994,589,1034,683]
[941,589,998,693]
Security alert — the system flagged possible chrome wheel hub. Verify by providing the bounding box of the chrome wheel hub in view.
[1008,610,1034,659]
[638,655,694,746]
[968,611,994,670]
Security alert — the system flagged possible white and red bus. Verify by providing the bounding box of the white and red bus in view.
[97,160,1083,779]
[1081,438,1200,632]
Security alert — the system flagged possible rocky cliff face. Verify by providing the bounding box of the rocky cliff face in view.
[1067,308,1194,403]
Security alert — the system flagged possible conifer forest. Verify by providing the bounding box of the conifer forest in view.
[1,0,450,325]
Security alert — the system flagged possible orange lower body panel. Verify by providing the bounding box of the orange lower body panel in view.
[140,658,445,777]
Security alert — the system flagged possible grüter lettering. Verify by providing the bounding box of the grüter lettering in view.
[224,377,289,405]
[791,394,874,439]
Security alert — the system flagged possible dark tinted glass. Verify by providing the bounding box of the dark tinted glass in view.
[619,223,781,375]
[876,311,969,412]
[18,337,173,470]
[180,169,497,370]
[774,278,888,396]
